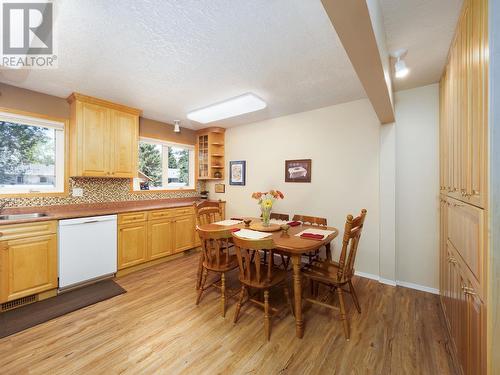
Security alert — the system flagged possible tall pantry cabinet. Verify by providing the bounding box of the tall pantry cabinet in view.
[439,0,489,374]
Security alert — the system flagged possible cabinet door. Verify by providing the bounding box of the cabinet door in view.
[118,223,147,270]
[467,283,486,375]
[0,234,57,303]
[467,0,487,208]
[111,110,138,178]
[79,102,110,176]
[173,215,195,253]
[447,199,485,298]
[148,219,174,260]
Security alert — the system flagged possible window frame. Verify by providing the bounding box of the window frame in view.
[0,108,68,197]
[134,136,196,192]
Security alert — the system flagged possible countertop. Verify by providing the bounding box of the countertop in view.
[0,198,224,225]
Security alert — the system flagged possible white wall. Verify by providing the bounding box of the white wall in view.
[379,122,396,284]
[208,99,381,276]
[394,84,440,290]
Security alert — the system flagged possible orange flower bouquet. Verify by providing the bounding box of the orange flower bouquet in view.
[252,190,285,226]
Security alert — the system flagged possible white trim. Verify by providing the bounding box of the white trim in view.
[396,280,439,295]
[379,278,397,287]
[354,271,439,295]
[137,137,195,191]
[0,111,64,130]
[354,270,380,281]
[0,113,65,194]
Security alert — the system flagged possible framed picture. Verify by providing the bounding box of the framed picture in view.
[214,183,225,193]
[229,160,246,186]
[285,159,311,183]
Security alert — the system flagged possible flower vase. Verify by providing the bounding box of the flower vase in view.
[261,206,272,227]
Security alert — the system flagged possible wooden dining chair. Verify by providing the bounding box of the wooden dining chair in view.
[196,227,239,317]
[292,214,331,262]
[301,209,367,340]
[231,235,293,341]
[270,213,290,221]
[194,201,225,290]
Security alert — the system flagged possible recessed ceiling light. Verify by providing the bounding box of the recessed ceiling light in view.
[390,49,409,79]
[187,93,267,124]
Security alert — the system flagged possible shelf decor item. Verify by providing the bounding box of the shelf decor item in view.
[285,159,312,183]
[229,160,246,186]
[214,184,225,193]
[251,190,284,227]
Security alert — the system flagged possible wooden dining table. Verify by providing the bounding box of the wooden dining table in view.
[197,219,339,338]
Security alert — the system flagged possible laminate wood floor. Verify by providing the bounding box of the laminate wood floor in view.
[0,253,458,375]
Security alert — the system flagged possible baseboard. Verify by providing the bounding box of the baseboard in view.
[354,270,380,281]
[396,280,439,295]
[379,278,397,287]
[354,271,439,295]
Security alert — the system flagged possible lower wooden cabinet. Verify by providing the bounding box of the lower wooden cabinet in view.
[173,215,195,253]
[148,218,174,260]
[0,222,58,303]
[118,221,148,270]
[118,207,198,271]
[441,240,486,375]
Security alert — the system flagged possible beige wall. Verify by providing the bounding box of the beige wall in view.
[394,84,439,290]
[207,99,381,276]
[0,83,69,119]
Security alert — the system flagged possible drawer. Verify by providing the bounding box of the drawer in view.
[149,207,194,221]
[0,220,57,242]
[118,211,148,224]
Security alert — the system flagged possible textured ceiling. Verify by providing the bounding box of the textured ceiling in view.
[0,0,366,129]
[379,0,463,91]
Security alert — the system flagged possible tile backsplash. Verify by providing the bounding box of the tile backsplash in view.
[2,178,202,208]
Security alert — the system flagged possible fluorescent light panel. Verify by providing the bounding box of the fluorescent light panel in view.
[187,93,266,124]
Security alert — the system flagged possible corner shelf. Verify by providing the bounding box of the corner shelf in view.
[196,127,225,180]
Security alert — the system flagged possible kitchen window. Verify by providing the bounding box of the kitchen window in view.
[0,111,65,194]
[135,137,195,191]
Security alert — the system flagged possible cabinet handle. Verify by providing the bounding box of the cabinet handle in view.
[463,286,476,296]
[0,232,3,237]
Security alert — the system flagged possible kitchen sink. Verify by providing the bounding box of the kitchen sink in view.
[0,213,49,220]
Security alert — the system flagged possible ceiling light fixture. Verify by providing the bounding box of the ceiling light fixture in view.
[187,93,267,124]
[173,120,181,133]
[390,49,409,79]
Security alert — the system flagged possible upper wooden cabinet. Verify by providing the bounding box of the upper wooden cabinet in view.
[196,127,225,180]
[67,93,142,178]
[439,0,488,208]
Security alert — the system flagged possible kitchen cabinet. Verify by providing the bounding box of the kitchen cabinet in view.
[118,206,198,271]
[67,93,141,178]
[118,221,148,270]
[148,218,174,260]
[0,221,58,304]
[442,241,486,375]
[439,0,489,373]
[196,127,225,180]
[173,215,195,253]
[440,0,488,209]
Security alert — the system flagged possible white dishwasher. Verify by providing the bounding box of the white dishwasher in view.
[58,215,117,290]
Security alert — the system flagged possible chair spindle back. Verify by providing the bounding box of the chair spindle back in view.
[197,228,232,269]
[194,201,223,226]
[336,209,367,281]
[292,214,327,226]
[232,236,275,285]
